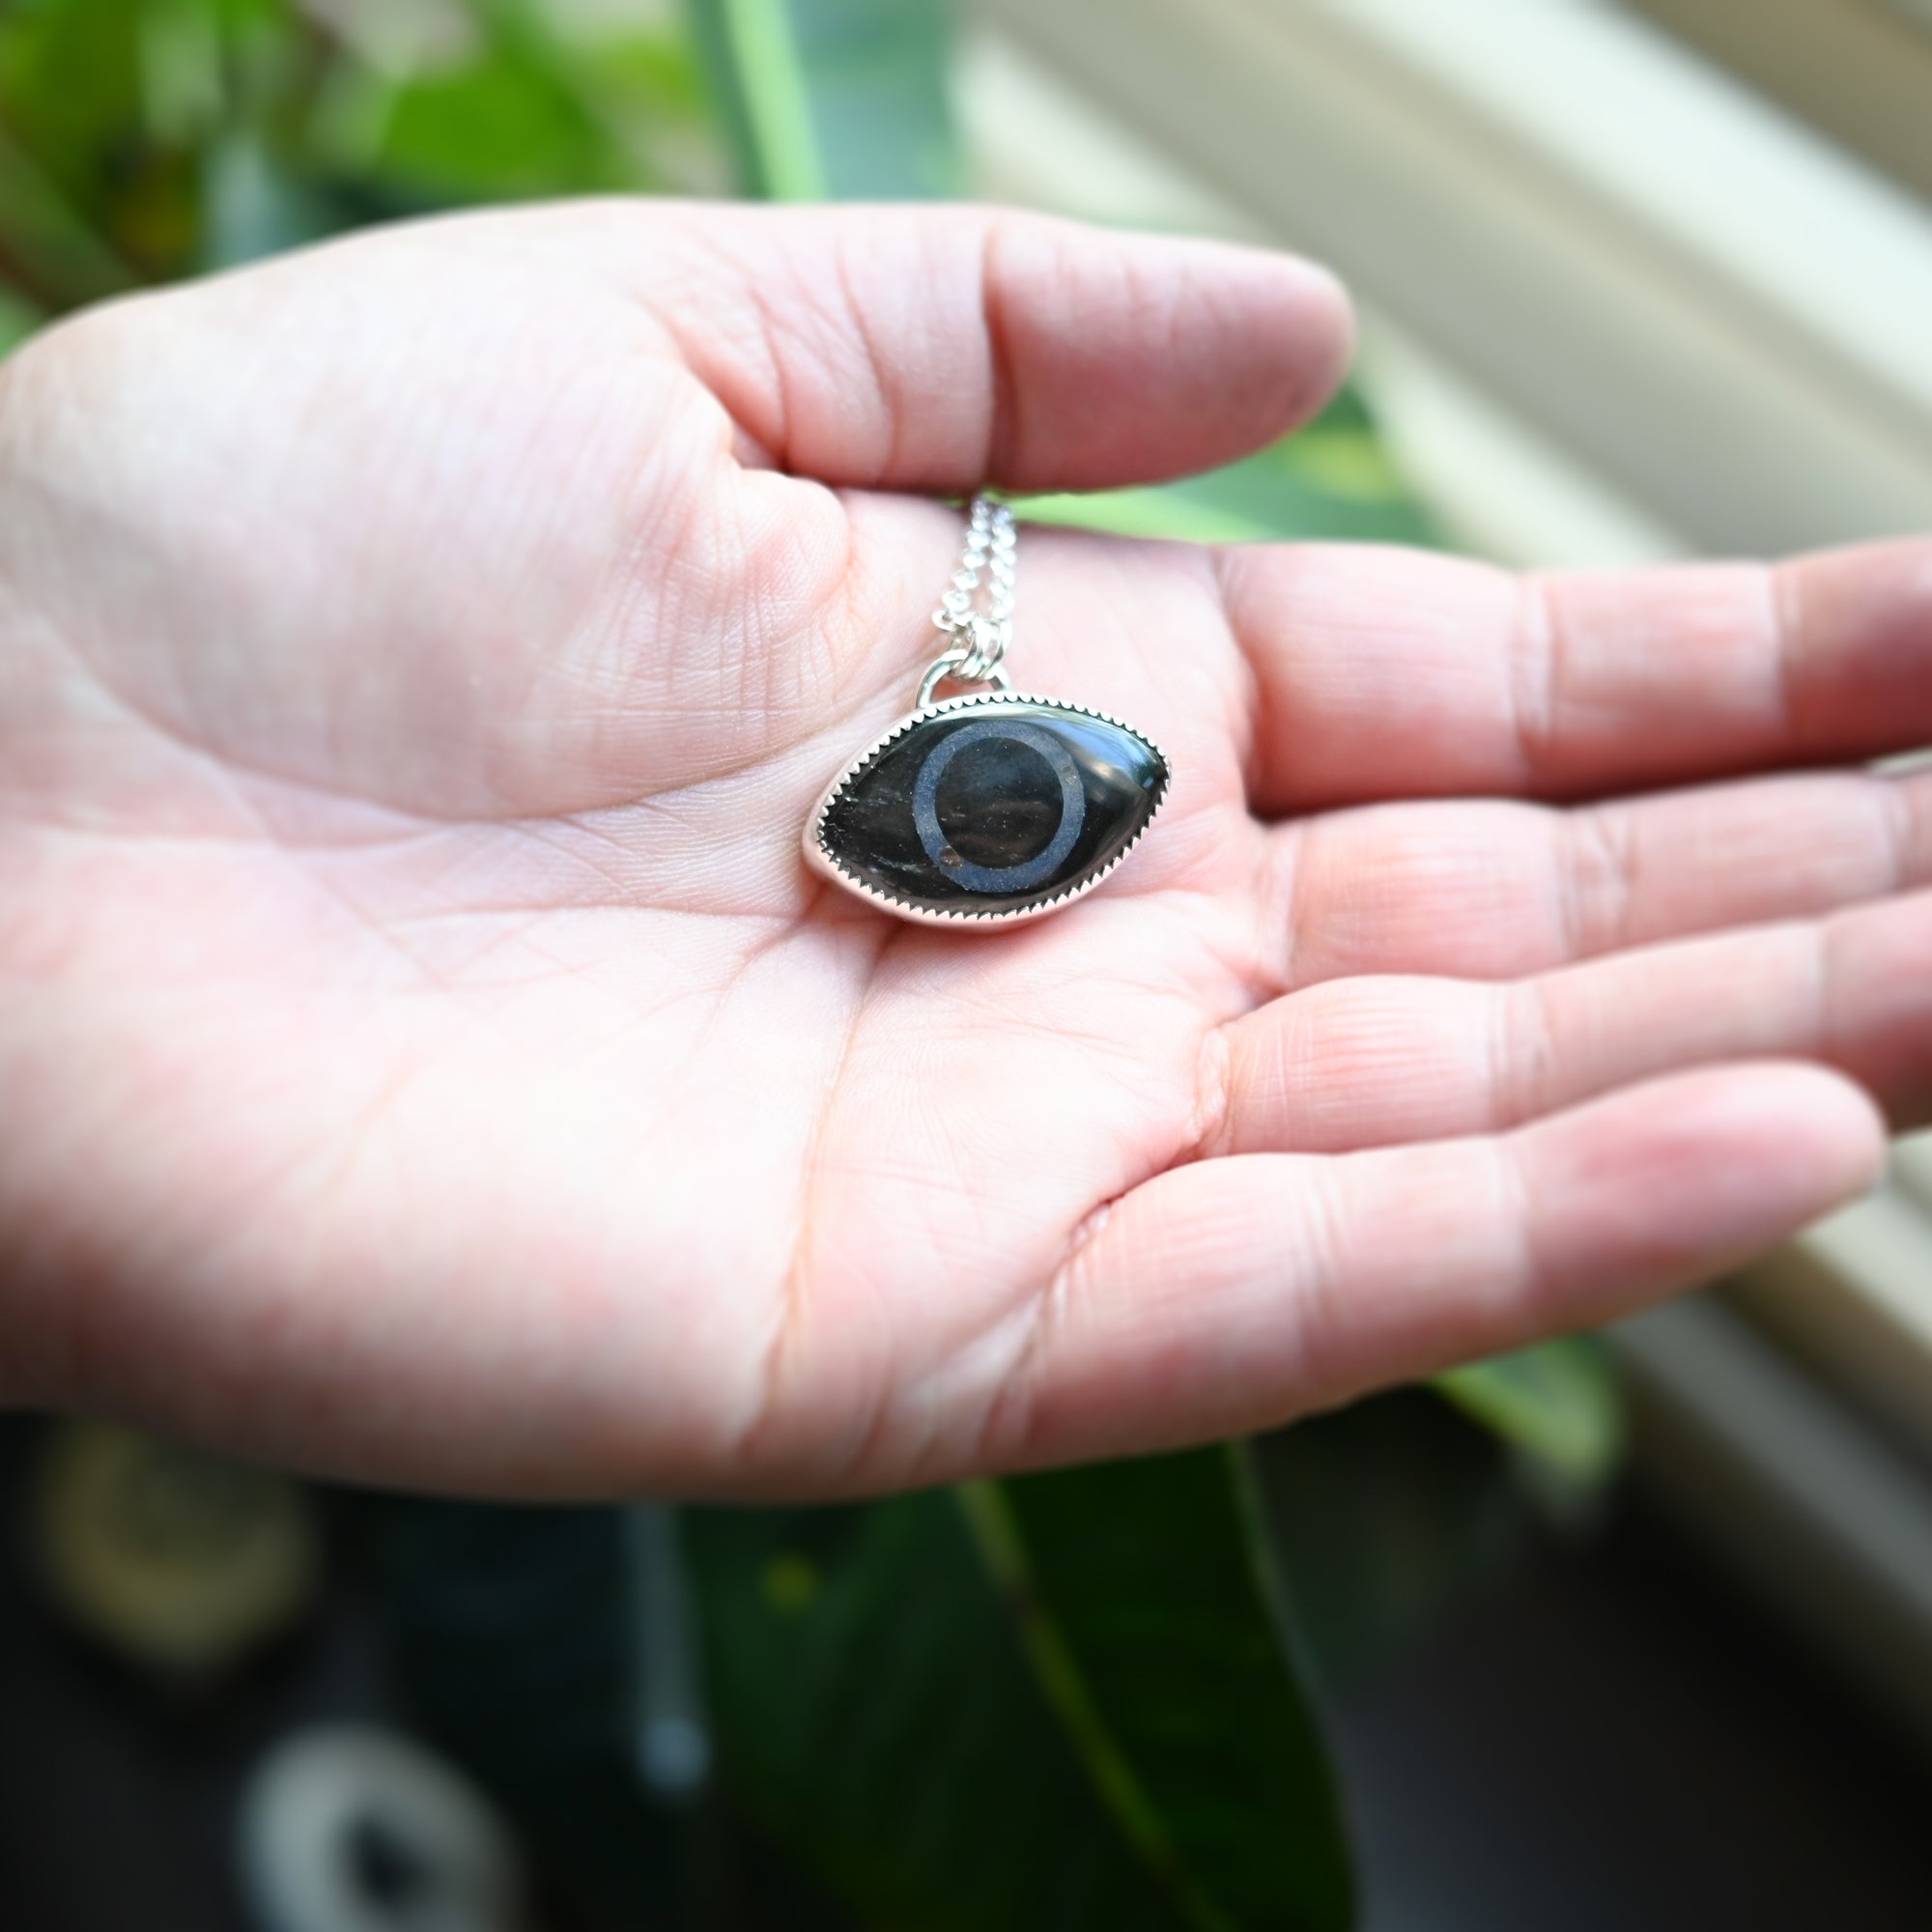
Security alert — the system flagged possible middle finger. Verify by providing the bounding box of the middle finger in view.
[1263,762,1932,990]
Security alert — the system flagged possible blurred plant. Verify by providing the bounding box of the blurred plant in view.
[0,0,724,345]
[0,4,1622,1928]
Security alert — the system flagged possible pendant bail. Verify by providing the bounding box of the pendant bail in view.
[916,648,1013,708]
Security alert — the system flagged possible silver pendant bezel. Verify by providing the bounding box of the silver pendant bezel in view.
[802,689,1170,929]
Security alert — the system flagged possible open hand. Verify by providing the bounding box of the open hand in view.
[0,203,1921,1496]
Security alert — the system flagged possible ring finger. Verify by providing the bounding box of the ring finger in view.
[1261,761,1932,990]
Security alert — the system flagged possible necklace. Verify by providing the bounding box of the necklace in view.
[803,497,1170,927]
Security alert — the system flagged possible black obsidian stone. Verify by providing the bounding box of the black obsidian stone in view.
[816,697,1168,918]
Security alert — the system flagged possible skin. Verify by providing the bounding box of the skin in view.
[0,200,1922,1500]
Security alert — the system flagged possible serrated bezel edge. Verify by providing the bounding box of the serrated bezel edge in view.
[801,690,1171,929]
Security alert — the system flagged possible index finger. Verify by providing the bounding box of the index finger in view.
[640,202,1353,494]
[1220,538,1932,812]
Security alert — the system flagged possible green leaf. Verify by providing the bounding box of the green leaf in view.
[547,23,726,196]
[0,0,148,303]
[324,0,720,206]
[969,1447,1354,1932]
[353,2,633,204]
[1432,1335,1623,1489]
[0,0,204,292]
[1012,386,1442,549]
[685,1447,1352,1932]
[0,125,139,309]
[0,283,47,356]
[690,0,957,201]
[685,1491,1178,1930]
[0,0,726,308]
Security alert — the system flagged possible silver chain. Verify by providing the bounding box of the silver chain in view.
[923,495,1015,699]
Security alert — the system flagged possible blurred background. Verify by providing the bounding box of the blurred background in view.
[5,2,1932,1928]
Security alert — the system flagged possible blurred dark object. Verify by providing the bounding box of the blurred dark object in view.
[236,1723,526,1932]
[31,1419,321,1687]
[8,1410,1932,1930]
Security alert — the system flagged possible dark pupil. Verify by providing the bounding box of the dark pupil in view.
[933,735,1063,867]
[343,1813,437,1910]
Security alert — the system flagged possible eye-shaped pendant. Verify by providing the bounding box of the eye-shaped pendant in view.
[803,499,1170,928]
[806,690,1169,925]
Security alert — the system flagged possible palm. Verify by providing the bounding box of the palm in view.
[1,205,1924,1496]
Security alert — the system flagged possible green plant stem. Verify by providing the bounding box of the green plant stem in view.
[715,0,827,200]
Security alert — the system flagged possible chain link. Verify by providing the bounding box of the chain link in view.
[927,495,1015,689]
